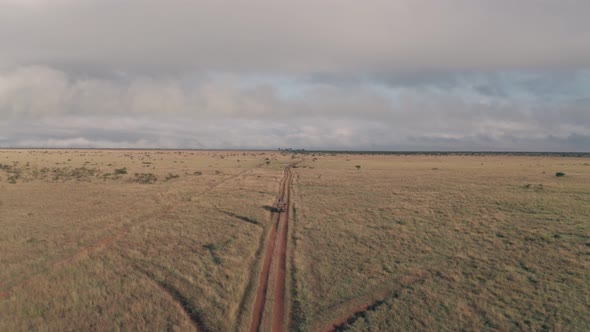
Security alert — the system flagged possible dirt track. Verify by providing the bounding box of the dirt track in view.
[322,299,386,332]
[0,165,262,302]
[272,167,291,332]
[250,166,293,332]
[0,228,131,301]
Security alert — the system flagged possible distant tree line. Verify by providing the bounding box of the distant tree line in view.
[277,149,590,157]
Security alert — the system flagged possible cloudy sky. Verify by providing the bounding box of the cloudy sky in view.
[1,0,589,151]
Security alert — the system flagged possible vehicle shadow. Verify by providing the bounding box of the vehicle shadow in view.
[262,205,278,213]
[218,209,260,226]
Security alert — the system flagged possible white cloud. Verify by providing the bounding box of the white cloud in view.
[1,65,589,151]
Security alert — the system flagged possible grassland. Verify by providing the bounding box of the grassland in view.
[1,150,589,331]
[0,149,294,331]
[290,154,590,331]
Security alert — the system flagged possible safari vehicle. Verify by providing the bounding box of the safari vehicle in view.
[276,198,287,212]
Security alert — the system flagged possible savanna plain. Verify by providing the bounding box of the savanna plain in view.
[0,149,588,331]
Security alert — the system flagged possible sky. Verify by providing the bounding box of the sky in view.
[0,0,589,151]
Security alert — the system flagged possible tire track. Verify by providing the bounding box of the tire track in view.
[321,269,433,331]
[1,162,264,302]
[250,166,293,332]
[0,229,129,300]
[323,298,388,332]
[134,264,209,332]
[0,200,182,300]
[53,229,129,268]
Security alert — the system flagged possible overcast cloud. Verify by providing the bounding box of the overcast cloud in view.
[0,0,589,150]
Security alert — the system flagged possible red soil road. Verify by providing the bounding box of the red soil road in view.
[250,166,292,332]
[272,168,292,332]
[249,210,280,332]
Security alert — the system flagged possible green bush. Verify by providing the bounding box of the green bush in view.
[555,172,566,177]
[115,167,128,175]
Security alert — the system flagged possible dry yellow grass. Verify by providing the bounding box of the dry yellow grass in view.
[1,150,589,331]
[290,154,590,331]
[0,149,293,331]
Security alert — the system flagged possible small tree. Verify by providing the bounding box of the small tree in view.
[355,165,361,170]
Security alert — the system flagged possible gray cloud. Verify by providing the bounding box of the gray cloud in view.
[1,65,589,151]
[0,1,589,151]
[1,0,589,73]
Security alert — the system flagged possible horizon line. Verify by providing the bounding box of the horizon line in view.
[0,147,589,155]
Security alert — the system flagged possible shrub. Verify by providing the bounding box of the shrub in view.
[355,165,361,170]
[70,167,96,179]
[115,167,128,175]
[133,173,157,184]
[555,172,566,177]
[165,173,180,181]
[203,243,223,265]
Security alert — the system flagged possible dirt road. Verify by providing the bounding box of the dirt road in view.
[250,166,293,332]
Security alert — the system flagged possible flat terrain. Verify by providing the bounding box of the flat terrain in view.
[0,149,293,331]
[1,150,589,331]
[290,154,590,331]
